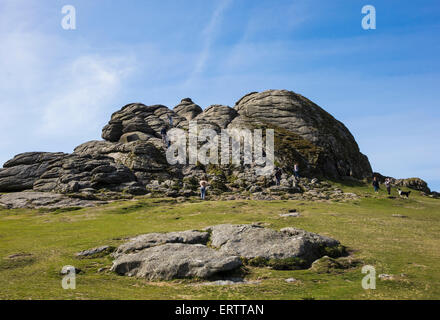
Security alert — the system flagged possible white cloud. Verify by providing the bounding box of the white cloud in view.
[39,55,133,137]
[0,2,136,165]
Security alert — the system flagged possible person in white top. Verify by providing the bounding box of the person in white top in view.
[384,178,391,195]
[199,179,208,200]
[293,162,300,180]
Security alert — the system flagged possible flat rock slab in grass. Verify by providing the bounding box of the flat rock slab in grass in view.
[75,246,114,258]
[198,278,261,286]
[111,243,242,280]
[378,274,395,281]
[0,192,106,209]
[112,230,210,257]
[279,212,300,217]
[206,224,340,264]
[110,224,342,280]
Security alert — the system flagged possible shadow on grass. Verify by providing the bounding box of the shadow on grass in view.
[0,256,36,271]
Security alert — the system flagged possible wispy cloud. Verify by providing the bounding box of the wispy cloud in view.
[39,55,134,137]
[185,0,233,84]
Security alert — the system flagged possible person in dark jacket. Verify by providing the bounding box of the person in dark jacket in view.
[372,177,380,193]
[160,127,167,146]
[274,167,282,186]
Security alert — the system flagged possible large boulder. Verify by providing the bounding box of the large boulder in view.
[111,243,242,280]
[112,230,210,258]
[373,173,431,193]
[1,89,378,195]
[394,177,430,193]
[173,98,203,121]
[109,224,342,280]
[0,151,143,195]
[194,104,238,130]
[207,224,340,265]
[33,153,142,194]
[0,152,66,192]
[102,103,187,142]
[74,140,171,185]
[0,191,106,209]
[230,90,372,179]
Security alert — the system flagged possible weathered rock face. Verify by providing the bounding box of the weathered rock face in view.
[73,140,169,185]
[112,230,210,258]
[111,243,242,280]
[102,103,187,143]
[109,224,342,280]
[0,151,143,195]
[97,90,372,181]
[0,152,66,192]
[75,246,115,258]
[0,192,106,209]
[207,224,340,265]
[394,178,430,193]
[195,104,238,130]
[1,89,376,196]
[373,173,431,193]
[173,98,203,121]
[230,90,372,179]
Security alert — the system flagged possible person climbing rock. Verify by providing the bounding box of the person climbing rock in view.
[274,167,282,186]
[199,178,208,200]
[372,176,380,193]
[384,178,391,195]
[168,114,173,127]
[160,127,167,146]
[293,162,300,180]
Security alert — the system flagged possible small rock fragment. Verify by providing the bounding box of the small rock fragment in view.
[279,212,300,217]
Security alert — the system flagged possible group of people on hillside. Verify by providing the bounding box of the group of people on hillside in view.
[274,162,300,186]
[372,176,392,195]
[198,163,301,200]
[198,160,401,200]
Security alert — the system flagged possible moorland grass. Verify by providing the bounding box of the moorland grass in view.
[0,184,439,300]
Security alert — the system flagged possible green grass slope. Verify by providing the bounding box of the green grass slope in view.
[0,184,439,300]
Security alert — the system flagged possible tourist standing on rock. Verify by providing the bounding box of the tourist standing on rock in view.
[372,177,380,193]
[274,167,282,186]
[200,179,208,200]
[384,178,391,195]
[168,114,173,127]
[293,163,300,180]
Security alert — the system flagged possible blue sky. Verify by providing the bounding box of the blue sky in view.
[1,0,439,191]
